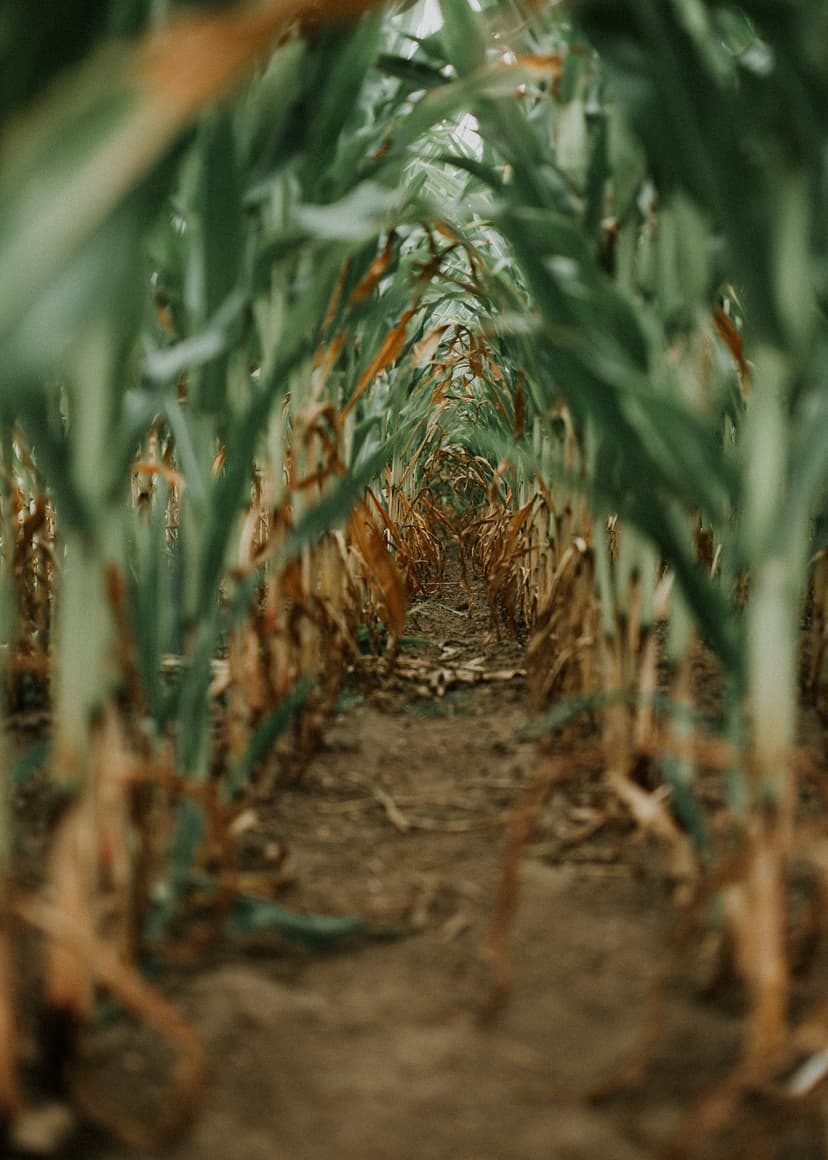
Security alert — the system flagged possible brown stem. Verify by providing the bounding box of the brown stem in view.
[0,926,20,1128]
[20,897,207,1149]
[40,797,96,1093]
[723,811,790,1058]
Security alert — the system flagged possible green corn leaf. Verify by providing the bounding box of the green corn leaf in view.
[282,439,399,561]
[376,52,451,91]
[438,0,487,78]
[661,756,710,853]
[228,895,365,948]
[299,11,384,196]
[222,677,315,802]
[143,288,249,385]
[7,741,51,788]
[238,36,307,170]
[772,383,828,558]
[295,182,402,242]
[198,109,244,325]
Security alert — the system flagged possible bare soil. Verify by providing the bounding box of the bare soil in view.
[19,553,828,1160]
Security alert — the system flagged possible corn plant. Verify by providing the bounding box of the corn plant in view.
[1,0,828,1144]
[0,0,414,1138]
[397,0,828,1057]
[573,0,828,1056]
[1,0,589,1136]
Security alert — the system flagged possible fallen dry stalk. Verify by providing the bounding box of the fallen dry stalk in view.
[339,774,522,835]
[372,785,411,833]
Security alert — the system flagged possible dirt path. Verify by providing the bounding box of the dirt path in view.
[79,555,828,1160]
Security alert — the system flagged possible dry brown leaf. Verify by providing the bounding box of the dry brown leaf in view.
[713,307,750,396]
[137,0,383,124]
[19,898,207,1150]
[42,799,97,1026]
[340,306,418,422]
[411,323,451,368]
[313,329,346,383]
[348,499,407,637]
[349,230,398,304]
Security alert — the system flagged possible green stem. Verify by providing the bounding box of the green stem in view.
[744,345,798,805]
[53,532,112,785]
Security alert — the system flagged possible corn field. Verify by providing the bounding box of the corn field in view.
[1,0,828,1154]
